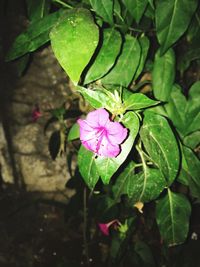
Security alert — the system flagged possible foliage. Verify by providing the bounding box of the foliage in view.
[6,0,200,265]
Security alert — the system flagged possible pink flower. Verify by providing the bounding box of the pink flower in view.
[32,106,42,122]
[77,108,128,157]
[98,220,120,236]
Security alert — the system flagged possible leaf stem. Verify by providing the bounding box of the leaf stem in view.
[52,0,73,9]
[136,145,147,172]
[83,187,90,266]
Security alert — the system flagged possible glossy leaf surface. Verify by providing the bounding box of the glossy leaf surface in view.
[102,35,141,87]
[84,28,122,84]
[50,8,99,83]
[152,48,175,101]
[156,0,198,54]
[140,111,180,185]
[156,189,191,246]
[78,145,99,189]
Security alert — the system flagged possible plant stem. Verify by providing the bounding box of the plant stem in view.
[83,187,90,266]
[53,0,73,9]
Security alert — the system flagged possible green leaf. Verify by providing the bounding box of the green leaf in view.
[50,8,99,84]
[78,145,99,189]
[165,84,187,134]
[26,0,51,22]
[183,131,200,149]
[76,86,113,109]
[6,10,62,61]
[90,0,114,24]
[185,81,200,135]
[156,189,191,246]
[101,35,141,87]
[95,112,140,184]
[152,48,175,101]
[67,123,80,141]
[124,93,159,111]
[84,28,122,84]
[113,162,166,204]
[134,35,150,80]
[156,0,198,54]
[178,145,200,199]
[140,111,180,185]
[122,0,148,23]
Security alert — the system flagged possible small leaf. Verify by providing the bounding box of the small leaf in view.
[156,0,198,54]
[78,145,99,189]
[95,112,140,184]
[101,35,141,87]
[90,0,114,24]
[50,8,99,83]
[124,93,159,110]
[122,0,148,23]
[134,35,150,80]
[48,130,61,160]
[178,145,200,199]
[156,189,191,246]
[165,84,187,134]
[185,81,200,135]
[84,28,122,84]
[67,123,80,141]
[140,111,180,185]
[6,10,62,61]
[113,162,166,204]
[152,48,175,101]
[77,86,113,109]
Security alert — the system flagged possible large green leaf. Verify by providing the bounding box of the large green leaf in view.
[152,48,175,101]
[78,145,99,189]
[156,0,198,54]
[134,35,150,80]
[185,81,200,135]
[178,145,200,199]
[123,93,159,111]
[84,28,122,84]
[113,162,166,204]
[6,10,62,61]
[165,84,187,135]
[50,8,99,84]
[122,0,148,23]
[95,112,140,184]
[26,0,51,22]
[140,111,180,185]
[90,0,114,24]
[101,35,141,87]
[156,189,191,246]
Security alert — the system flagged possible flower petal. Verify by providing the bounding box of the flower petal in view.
[77,119,96,141]
[86,108,109,127]
[97,135,120,157]
[107,121,128,144]
[98,223,110,236]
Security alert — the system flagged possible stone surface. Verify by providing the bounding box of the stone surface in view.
[0,123,14,184]
[1,47,77,196]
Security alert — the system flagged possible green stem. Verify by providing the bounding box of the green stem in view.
[83,187,90,266]
[53,0,73,9]
[136,145,147,173]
